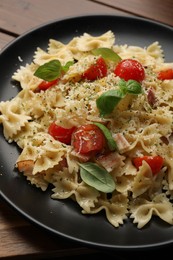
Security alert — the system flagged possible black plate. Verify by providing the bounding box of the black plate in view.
[0,15,173,251]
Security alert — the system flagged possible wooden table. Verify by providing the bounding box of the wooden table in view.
[0,0,173,259]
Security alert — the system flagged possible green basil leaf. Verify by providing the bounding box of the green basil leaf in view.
[91,47,121,63]
[93,122,117,151]
[79,162,116,193]
[118,79,128,95]
[126,79,143,94]
[96,89,124,116]
[62,60,74,72]
[34,60,62,81]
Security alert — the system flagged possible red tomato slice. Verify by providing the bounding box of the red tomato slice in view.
[157,69,173,80]
[48,122,76,145]
[82,57,107,81]
[38,78,59,91]
[132,155,164,175]
[114,58,145,82]
[71,124,105,154]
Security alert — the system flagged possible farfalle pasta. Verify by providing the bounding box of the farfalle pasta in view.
[0,31,173,229]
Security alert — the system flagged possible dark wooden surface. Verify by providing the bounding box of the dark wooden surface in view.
[92,0,173,26]
[0,0,173,259]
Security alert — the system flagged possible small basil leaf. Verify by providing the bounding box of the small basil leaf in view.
[96,89,124,116]
[91,47,121,63]
[79,162,116,193]
[93,122,117,151]
[126,80,143,94]
[34,60,62,81]
[62,60,74,72]
[118,79,128,95]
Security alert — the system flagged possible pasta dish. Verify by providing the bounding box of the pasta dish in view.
[0,31,173,229]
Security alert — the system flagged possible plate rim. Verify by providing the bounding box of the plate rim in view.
[1,14,173,53]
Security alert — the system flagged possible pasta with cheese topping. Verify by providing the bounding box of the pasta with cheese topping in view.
[0,30,173,229]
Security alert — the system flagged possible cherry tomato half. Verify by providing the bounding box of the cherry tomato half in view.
[38,78,59,91]
[48,122,76,145]
[132,155,164,175]
[157,69,173,80]
[82,57,107,81]
[71,124,106,154]
[114,59,145,82]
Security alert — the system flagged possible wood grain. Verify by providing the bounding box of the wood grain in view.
[0,32,14,50]
[0,0,130,50]
[91,0,173,26]
[0,0,126,35]
[0,199,98,258]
